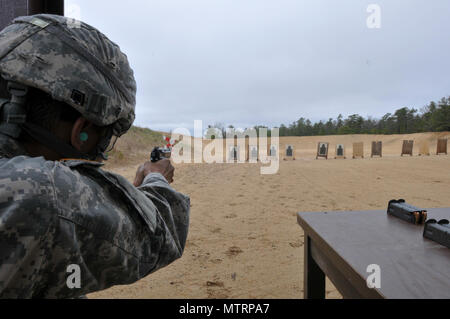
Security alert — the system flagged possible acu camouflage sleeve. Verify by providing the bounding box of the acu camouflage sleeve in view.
[0,157,60,298]
[137,173,190,268]
[44,161,190,298]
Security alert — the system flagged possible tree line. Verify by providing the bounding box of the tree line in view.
[208,96,450,137]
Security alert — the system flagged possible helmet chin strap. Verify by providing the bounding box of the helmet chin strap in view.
[0,81,101,161]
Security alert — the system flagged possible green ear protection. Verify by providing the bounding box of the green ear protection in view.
[80,132,89,142]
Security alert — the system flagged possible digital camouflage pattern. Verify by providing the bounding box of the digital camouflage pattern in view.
[0,134,190,298]
[0,14,136,137]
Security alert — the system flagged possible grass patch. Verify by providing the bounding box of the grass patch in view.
[105,126,166,167]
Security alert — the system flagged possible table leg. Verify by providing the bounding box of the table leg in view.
[304,235,325,299]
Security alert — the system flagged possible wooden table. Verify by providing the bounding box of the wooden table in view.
[297,207,450,299]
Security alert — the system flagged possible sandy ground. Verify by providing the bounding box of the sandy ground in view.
[88,132,450,299]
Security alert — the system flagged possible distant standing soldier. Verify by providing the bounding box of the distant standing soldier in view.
[0,14,190,298]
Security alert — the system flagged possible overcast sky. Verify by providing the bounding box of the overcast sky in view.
[65,0,450,133]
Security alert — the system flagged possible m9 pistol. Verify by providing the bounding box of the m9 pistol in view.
[150,147,171,163]
[423,219,450,248]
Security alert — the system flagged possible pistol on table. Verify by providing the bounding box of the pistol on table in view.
[423,219,450,248]
[387,199,427,225]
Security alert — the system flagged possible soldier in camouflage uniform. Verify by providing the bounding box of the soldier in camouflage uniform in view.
[0,14,190,298]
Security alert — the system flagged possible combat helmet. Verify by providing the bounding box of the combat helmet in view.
[0,14,136,160]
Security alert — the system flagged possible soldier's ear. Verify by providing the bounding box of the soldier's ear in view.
[70,117,90,151]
